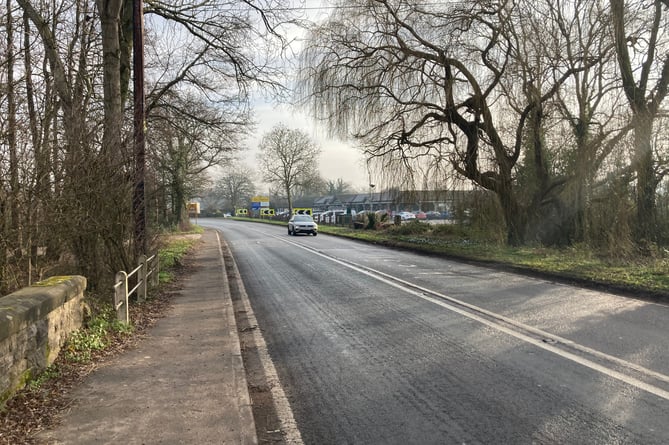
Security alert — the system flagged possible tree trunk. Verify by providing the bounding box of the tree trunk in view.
[611,0,667,243]
[7,0,21,259]
[286,184,293,215]
[634,114,656,242]
[120,0,133,102]
[454,114,528,245]
[96,0,124,161]
[498,166,526,246]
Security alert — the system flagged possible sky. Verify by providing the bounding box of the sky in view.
[239,0,371,193]
[145,0,369,193]
[242,101,369,193]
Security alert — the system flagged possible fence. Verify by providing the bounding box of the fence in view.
[113,254,160,323]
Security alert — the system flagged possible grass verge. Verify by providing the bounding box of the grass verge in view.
[230,217,669,299]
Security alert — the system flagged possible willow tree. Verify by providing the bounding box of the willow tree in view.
[299,0,607,245]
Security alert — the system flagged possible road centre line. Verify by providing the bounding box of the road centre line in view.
[276,234,669,402]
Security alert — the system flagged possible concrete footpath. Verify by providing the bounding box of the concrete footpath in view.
[37,230,257,444]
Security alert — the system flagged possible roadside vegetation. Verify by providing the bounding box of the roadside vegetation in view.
[330,222,669,298]
[234,216,669,299]
[0,232,200,444]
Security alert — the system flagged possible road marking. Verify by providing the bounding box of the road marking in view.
[216,231,304,445]
[277,234,669,402]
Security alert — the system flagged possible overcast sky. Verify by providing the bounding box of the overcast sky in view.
[239,0,371,193]
[242,101,369,193]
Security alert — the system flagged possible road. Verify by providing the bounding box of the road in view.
[199,218,669,444]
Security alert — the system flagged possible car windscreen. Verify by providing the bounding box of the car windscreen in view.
[293,215,313,222]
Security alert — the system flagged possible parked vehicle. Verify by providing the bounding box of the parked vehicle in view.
[399,211,416,221]
[288,214,318,236]
[425,211,442,220]
[415,211,427,220]
[319,210,346,224]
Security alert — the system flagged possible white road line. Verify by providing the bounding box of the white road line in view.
[217,231,305,445]
[279,235,669,402]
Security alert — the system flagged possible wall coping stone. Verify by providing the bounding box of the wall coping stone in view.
[0,276,87,340]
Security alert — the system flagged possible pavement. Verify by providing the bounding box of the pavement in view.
[36,229,258,444]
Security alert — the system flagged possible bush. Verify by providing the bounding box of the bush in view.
[386,220,430,236]
[366,212,377,230]
[431,223,469,238]
[159,239,192,268]
[65,305,133,363]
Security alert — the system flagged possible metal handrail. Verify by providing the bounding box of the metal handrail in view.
[113,254,160,323]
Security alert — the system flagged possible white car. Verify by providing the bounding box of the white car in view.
[399,211,416,221]
[288,214,318,236]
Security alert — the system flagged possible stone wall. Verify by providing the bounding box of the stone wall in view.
[0,276,87,406]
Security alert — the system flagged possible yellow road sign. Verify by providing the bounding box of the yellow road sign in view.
[293,208,312,215]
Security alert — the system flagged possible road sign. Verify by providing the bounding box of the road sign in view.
[187,202,200,214]
[252,196,270,210]
[293,208,312,216]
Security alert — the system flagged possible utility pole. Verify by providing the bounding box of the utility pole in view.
[369,183,375,212]
[133,0,147,259]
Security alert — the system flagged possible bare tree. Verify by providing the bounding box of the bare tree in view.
[2,0,295,293]
[14,0,129,289]
[326,178,353,194]
[215,164,257,212]
[144,0,293,115]
[545,0,632,245]
[501,0,630,245]
[5,0,19,258]
[149,92,247,227]
[257,124,321,214]
[610,0,669,244]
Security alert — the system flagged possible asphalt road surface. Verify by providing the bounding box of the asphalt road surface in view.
[199,218,669,445]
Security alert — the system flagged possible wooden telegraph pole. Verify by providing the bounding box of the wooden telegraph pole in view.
[133,0,147,259]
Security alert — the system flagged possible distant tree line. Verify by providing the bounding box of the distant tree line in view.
[200,123,356,215]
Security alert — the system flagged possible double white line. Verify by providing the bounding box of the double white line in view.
[282,235,669,402]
